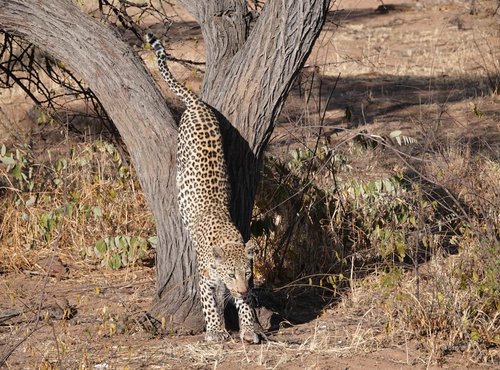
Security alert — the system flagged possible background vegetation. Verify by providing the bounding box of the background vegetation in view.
[0,0,498,368]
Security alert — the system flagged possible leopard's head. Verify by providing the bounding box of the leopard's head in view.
[211,241,254,299]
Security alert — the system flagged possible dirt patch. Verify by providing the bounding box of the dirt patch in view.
[1,268,487,369]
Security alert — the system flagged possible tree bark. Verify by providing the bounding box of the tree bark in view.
[0,0,331,333]
[176,0,250,93]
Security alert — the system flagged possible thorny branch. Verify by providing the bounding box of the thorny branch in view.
[0,31,114,136]
[0,1,205,141]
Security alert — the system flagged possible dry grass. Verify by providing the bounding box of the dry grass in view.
[0,136,155,274]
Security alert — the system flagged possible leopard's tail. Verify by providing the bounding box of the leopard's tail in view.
[146,33,198,107]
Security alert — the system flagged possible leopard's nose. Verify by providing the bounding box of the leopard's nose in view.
[236,289,248,298]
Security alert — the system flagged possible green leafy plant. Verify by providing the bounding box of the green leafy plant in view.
[1,139,155,272]
[0,144,35,191]
[84,235,155,269]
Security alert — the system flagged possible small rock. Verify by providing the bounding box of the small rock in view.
[36,255,69,279]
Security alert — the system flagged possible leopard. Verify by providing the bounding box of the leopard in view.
[146,33,261,343]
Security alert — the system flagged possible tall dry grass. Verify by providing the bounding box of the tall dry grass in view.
[250,80,499,363]
[0,135,155,274]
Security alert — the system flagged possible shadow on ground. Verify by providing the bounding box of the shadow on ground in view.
[289,71,498,125]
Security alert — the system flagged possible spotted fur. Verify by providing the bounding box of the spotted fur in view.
[146,33,261,343]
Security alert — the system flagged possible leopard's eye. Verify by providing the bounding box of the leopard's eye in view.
[228,273,236,279]
[245,271,252,278]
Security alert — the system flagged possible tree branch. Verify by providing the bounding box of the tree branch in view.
[177,0,250,91]
[215,0,331,152]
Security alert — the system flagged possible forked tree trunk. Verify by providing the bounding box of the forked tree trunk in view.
[0,0,330,333]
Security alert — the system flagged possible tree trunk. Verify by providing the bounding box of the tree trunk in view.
[0,0,330,333]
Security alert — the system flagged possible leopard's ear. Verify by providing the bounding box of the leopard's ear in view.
[212,246,225,263]
[245,240,255,259]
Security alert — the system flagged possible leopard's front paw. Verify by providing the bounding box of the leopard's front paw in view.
[240,324,265,344]
[205,329,230,342]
